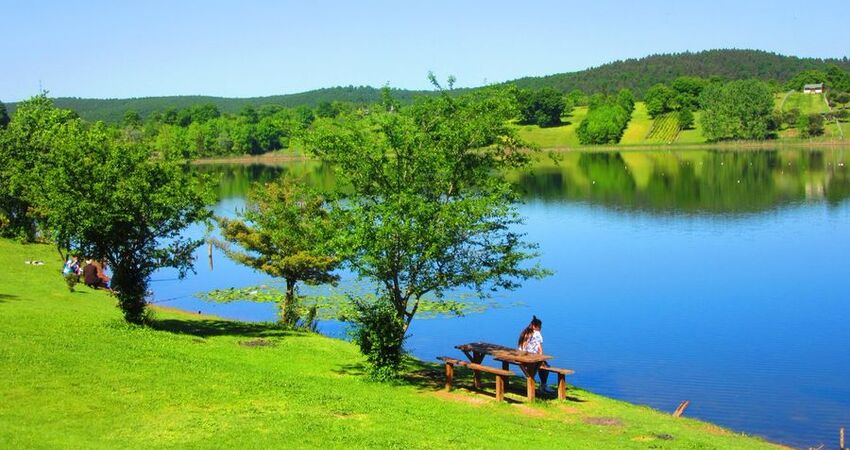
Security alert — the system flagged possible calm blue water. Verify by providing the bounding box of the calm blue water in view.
[152,150,850,448]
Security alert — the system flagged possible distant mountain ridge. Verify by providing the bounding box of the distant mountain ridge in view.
[7,49,849,123]
[509,49,850,96]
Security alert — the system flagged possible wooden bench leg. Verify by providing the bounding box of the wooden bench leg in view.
[501,361,510,390]
[495,375,505,402]
[557,373,566,400]
[445,362,454,391]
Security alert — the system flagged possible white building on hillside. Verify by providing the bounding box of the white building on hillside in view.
[803,83,825,94]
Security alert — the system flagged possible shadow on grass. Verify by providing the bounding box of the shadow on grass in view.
[342,357,587,404]
[150,318,292,339]
[0,293,19,303]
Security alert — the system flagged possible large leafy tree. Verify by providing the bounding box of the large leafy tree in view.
[644,83,676,118]
[305,82,548,336]
[214,176,339,326]
[516,87,569,127]
[700,79,774,141]
[0,94,76,241]
[34,108,212,323]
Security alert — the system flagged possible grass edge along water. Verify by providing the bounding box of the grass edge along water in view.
[0,239,787,449]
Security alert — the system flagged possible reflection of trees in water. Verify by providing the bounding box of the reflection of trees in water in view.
[515,149,850,214]
[194,162,337,200]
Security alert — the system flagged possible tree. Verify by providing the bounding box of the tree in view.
[678,108,695,130]
[644,84,676,118]
[576,95,632,144]
[239,105,259,124]
[123,110,142,128]
[0,101,9,128]
[516,87,567,127]
[616,89,635,113]
[796,114,810,137]
[800,113,824,137]
[566,89,587,107]
[213,176,338,326]
[0,94,76,241]
[316,101,339,119]
[670,76,707,110]
[36,118,211,323]
[786,70,828,91]
[784,108,801,128]
[304,84,548,374]
[699,79,774,141]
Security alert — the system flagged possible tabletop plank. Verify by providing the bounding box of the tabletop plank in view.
[455,341,552,364]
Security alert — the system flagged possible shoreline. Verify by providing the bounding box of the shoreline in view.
[0,239,796,449]
[190,139,850,165]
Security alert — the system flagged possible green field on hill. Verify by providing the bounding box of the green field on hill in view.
[780,92,830,115]
[517,102,710,148]
[0,239,781,449]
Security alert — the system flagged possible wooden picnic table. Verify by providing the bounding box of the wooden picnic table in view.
[455,342,552,401]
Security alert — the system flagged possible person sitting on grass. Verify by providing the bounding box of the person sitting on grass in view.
[62,255,81,280]
[518,315,552,394]
[82,259,110,290]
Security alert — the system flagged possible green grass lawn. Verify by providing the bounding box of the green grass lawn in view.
[514,106,587,148]
[781,92,830,115]
[0,239,785,449]
[620,102,652,145]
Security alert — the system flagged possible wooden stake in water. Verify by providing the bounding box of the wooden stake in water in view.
[673,400,690,417]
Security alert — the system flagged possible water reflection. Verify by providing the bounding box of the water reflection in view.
[171,148,850,448]
[513,149,850,213]
[194,160,337,200]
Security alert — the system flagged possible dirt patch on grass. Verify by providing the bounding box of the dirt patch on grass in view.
[583,417,623,426]
[515,405,547,418]
[433,390,487,405]
[239,338,276,347]
[557,405,580,414]
[631,435,656,442]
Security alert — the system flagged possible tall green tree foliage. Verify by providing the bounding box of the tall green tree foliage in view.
[699,79,774,141]
[644,84,676,118]
[304,82,547,374]
[516,87,569,127]
[214,177,339,326]
[31,102,212,323]
[0,101,9,128]
[576,91,634,145]
[0,95,77,241]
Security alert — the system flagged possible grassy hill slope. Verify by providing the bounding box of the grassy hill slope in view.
[0,239,781,449]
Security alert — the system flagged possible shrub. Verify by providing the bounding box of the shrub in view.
[576,96,632,145]
[345,297,407,381]
[64,273,79,292]
[678,109,695,130]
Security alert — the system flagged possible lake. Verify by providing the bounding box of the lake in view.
[152,148,850,449]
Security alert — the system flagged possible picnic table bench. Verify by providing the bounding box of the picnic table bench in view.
[437,356,514,401]
[454,342,574,401]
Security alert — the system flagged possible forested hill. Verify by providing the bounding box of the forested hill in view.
[7,49,849,123]
[39,86,430,123]
[510,49,850,97]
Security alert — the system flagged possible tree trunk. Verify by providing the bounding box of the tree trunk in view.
[112,262,148,324]
[282,278,298,327]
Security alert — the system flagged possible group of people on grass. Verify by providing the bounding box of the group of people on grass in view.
[62,255,111,290]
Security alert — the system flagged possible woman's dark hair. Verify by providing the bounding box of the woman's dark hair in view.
[517,315,542,348]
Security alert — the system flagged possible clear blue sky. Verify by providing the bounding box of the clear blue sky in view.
[2,0,848,101]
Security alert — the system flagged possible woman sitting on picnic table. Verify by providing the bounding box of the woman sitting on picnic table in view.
[518,315,552,394]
